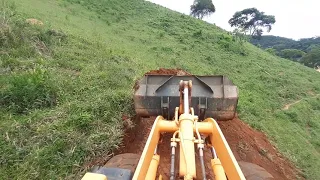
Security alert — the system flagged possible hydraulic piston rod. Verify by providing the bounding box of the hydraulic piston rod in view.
[184,86,189,114]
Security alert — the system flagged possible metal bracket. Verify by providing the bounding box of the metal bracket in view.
[155,75,174,93]
[161,96,170,119]
[198,97,207,121]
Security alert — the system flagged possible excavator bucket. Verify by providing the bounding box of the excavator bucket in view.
[134,75,238,120]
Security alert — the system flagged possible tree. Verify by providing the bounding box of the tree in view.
[280,49,306,61]
[228,8,275,39]
[300,47,320,68]
[190,0,215,20]
[265,48,277,55]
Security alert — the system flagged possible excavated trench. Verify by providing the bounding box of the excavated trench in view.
[92,68,301,179]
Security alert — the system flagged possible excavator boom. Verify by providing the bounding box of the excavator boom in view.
[82,75,260,180]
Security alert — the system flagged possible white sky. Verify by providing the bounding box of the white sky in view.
[147,0,320,40]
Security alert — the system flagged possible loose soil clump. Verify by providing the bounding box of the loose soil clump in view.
[145,68,191,76]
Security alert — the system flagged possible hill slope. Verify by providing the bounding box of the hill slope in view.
[1,0,320,179]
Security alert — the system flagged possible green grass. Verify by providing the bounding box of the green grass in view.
[0,0,320,179]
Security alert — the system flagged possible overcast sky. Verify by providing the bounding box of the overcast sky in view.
[147,0,320,40]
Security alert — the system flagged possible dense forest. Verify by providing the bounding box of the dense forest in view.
[251,36,320,68]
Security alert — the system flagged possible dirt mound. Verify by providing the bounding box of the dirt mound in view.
[26,18,43,26]
[116,116,301,180]
[145,68,191,76]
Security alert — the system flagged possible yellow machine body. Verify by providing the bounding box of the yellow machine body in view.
[82,80,246,180]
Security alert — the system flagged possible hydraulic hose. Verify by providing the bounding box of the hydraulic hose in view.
[199,146,207,180]
[170,142,176,180]
[211,146,217,159]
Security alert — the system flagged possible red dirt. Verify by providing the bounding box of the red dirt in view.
[145,68,191,76]
[217,117,301,180]
[117,116,301,180]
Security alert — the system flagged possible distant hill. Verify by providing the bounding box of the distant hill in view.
[251,35,320,52]
[251,36,320,67]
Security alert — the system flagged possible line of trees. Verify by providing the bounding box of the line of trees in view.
[252,36,320,68]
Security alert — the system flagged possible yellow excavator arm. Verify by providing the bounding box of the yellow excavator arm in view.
[82,79,246,180]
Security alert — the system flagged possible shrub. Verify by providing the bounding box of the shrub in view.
[217,34,248,56]
[265,48,277,55]
[1,65,58,113]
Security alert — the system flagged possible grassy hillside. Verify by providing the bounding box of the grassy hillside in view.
[1,0,320,179]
